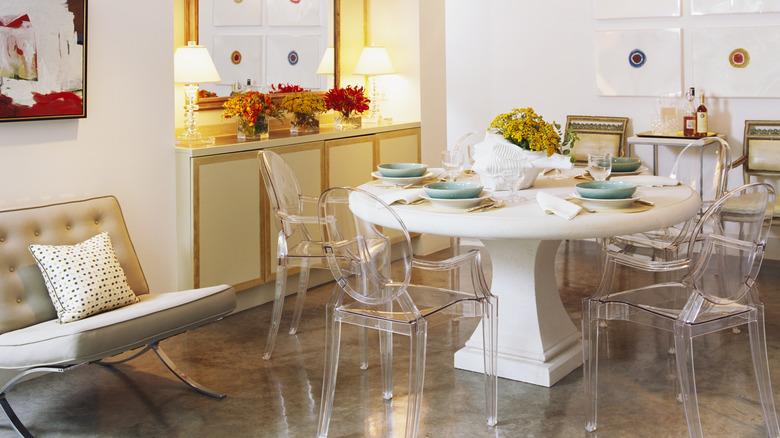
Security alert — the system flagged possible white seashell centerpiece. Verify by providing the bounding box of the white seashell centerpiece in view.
[471,132,574,190]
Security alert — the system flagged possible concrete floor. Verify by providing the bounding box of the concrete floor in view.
[2,239,779,437]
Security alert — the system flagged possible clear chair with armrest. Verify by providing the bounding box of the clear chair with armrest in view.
[584,182,779,437]
[258,150,330,360]
[316,187,498,438]
[603,137,731,263]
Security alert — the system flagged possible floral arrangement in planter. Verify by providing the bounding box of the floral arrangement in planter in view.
[489,107,577,161]
[222,91,285,140]
[324,85,370,130]
[280,92,326,134]
[270,83,308,93]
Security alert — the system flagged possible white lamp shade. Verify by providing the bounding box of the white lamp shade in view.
[316,47,335,75]
[353,47,395,76]
[174,41,221,84]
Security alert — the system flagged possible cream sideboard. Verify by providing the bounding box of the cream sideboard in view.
[176,122,421,311]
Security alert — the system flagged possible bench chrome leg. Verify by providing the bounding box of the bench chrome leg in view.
[150,343,226,399]
[0,393,33,438]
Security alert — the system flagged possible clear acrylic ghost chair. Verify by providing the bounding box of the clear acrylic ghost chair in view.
[583,182,778,437]
[316,187,498,438]
[258,150,330,360]
[603,138,731,263]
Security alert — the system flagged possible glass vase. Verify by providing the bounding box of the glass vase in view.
[334,112,361,130]
[290,112,320,135]
[237,115,269,140]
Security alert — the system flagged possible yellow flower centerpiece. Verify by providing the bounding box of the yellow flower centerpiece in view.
[280,92,326,134]
[490,107,577,161]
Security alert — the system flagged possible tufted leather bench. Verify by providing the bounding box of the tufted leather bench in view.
[0,196,236,437]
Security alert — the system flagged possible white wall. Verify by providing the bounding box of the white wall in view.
[0,1,177,291]
[442,0,780,188]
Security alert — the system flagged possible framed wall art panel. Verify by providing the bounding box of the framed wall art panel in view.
[267,0,321,27]
[691,0,780,15]
[266,35,321,89]
[594,0,680,19]
[595,29,682,97]
[213,35,263,89]
[213,0,262,26]
[691,26,780,97]
[0,0,87,122]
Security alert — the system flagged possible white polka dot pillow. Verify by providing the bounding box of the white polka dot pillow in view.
[29,232,139,323]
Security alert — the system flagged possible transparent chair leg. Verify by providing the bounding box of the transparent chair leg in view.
[483,297,498,427]
[380,329,394,400]
[263,261,289,360]
[748,310,780,436]
[317,297,342,438]
[405,320,427,438]
[674,324,704,438]
[359,327,369,370]
[583,299,600,433]
[289,260,311,335]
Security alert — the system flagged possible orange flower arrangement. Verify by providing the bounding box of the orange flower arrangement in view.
[222,91,284,126]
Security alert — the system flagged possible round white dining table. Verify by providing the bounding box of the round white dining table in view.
[354,170,701,387]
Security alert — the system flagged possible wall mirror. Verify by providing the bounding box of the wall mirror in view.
[184,0,340,110]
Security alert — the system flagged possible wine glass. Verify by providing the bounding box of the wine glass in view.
[500,156,529,202]
[588,153,612,181]
[442,150,463,181]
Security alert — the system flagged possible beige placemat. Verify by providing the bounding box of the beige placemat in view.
[566,198,654,214]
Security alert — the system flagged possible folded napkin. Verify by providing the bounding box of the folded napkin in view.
[610,175,679,187]
[377,189,424,208]
[537,192,582,220]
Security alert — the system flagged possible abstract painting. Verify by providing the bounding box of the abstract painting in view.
[267,0,321,27]
[212,35,263,91]
[213,0,262,26]
[266,35,320,89]
[691,26,780,97]
[0,0,86,122]
[595,0,680,19]
[691,0,780,14]
[595,29,682,96]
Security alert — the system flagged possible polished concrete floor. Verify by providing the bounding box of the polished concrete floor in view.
[2,239,780,437]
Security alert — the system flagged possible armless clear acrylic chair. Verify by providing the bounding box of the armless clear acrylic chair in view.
[258,150,329,360]
[603,138,731,263]
[584,182,778,437]
[316,187,498,438]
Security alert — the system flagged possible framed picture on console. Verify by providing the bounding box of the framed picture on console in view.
[0,0,87,122]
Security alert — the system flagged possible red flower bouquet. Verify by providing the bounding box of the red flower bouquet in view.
[270,83,308,93]
[323,86,370,118]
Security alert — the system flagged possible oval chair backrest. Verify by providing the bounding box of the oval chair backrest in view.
[258,150,304,239]
[670,138,731,202]
[686,182,775,305]
[318,187,413,306]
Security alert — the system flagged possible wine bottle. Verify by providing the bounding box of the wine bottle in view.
[683,87,696,137]
[695,92,708,137]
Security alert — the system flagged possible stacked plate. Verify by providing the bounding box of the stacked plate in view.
[373,163,431,185]
[421,182,490,208]
[572,181,639,209]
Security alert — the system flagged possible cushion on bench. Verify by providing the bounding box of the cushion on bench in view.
[0,284,235,369]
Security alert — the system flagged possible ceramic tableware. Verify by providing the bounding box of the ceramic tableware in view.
[377,163,428,178]
[424,181,484,199]
[575,181,637,199]
[611,157,642,173]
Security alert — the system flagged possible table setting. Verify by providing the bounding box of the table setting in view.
[355,144,701,387]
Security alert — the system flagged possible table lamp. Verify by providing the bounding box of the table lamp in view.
[353,46,395,123]
[175,41,221,145]
[316,47,335,75]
